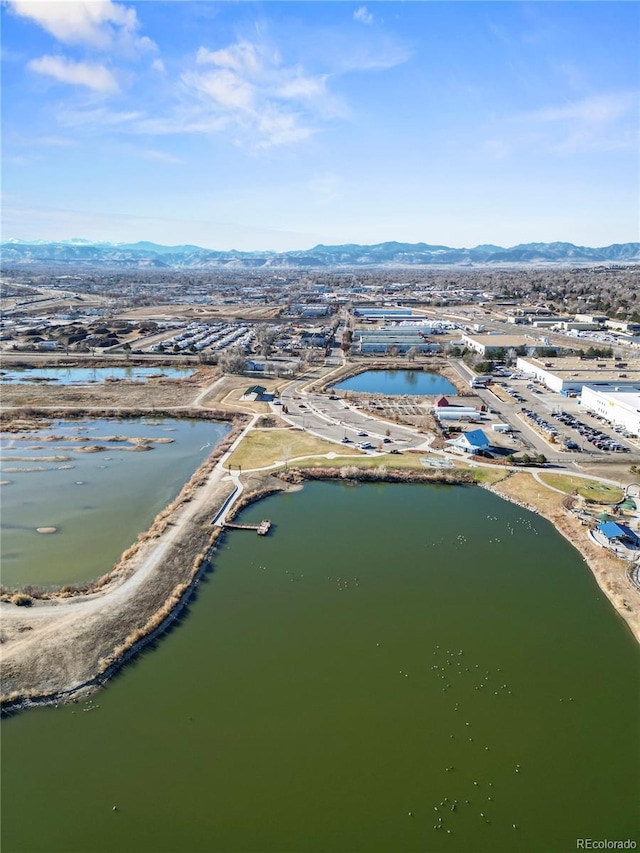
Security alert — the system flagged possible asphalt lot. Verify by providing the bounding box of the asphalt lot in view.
[278,378,433,452]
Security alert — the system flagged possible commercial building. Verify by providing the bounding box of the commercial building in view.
[353,307,415,321]
[516,356,640,394]
[461,333,532,357]
[353,327,440,354]
[580,384,640,435]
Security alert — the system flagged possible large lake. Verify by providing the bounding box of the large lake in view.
[2,482,638,853]
[0,417,229,588]
[334,370,458,396]
[0,366,193,384]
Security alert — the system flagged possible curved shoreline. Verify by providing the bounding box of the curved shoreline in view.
[316,358,468,397]
[0,409,245,602]
[2,459,638,715]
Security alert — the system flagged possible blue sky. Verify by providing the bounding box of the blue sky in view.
[2,1,638,250]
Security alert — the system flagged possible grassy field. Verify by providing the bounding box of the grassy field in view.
[225,428,360,469]
[292,451,507,483]
[538,473,624,503]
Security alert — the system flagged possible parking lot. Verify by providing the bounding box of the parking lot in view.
[551,411,631,453]
[459,368,635,460]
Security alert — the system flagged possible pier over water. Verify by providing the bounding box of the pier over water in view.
[222,519,272,535]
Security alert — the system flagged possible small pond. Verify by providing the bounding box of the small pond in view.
[334,369,458,396]
[0,366,194,384]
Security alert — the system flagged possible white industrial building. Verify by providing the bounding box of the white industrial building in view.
[516,356,640,395]
[580,385,640,436]
[434,407,480,421]
[353,327,440,354]
[462,333,532,356]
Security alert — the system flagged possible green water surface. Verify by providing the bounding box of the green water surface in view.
[1,482,638,853]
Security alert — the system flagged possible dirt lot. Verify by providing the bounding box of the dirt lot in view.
[576,460,638,487]
[0,369,218,411]
[119,304,282,322]
[198,374,290,414]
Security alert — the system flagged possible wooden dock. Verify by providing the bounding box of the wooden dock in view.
[222,520,272,536]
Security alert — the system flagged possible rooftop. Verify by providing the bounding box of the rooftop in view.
[519,356,640,381]
[582,385,640,409]
[462,333,533,348]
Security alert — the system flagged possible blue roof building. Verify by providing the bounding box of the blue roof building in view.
[597,522,639,545]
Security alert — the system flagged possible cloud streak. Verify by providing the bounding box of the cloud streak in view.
[526,92,639,152]
[28,55,119,93]
[6,0,155,53]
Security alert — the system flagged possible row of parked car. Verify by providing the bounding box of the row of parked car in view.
[552,412,629,452]
[521,408,559,441]
[501,385,526,403]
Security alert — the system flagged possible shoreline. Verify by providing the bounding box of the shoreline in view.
[484,475,640,645]
[2,460,638,715]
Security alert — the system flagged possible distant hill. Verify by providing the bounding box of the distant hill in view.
[1,239,638,269]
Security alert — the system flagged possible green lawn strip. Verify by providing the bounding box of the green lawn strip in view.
[292,452,505,483]
[538,473,624,503]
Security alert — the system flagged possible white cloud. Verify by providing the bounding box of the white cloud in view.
[32,30,407,151]
[188,67,255,111]
[196,42,266,76]
[183,38,347,148]
[530,93,636,126]
[526,92,639,152]
[255,110,312,148]
[7,0,155,53]
[28,55,119,93]
[277,75,328,101]
[354,6,374,25]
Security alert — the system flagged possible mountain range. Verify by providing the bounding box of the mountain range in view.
[2,239,638,269]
